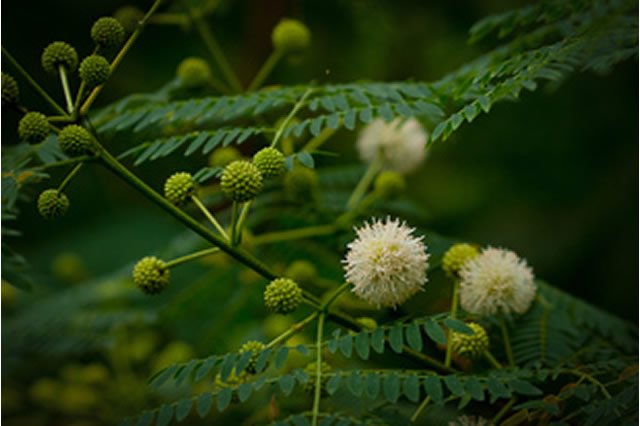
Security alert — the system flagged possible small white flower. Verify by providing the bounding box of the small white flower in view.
[343,217,430,308]
[459,247,536,316]
[356,118,428,174]
[448,415,492,426]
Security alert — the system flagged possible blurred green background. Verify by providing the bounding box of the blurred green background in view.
[2,0,637,424]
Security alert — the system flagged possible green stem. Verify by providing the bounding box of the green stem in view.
[58,66,74,114]
[149,13,190,26]
[191,195,229,240]
[266,311,319,349]
[163,247,220,269]
[207,75,232,95]
[270,88,314,149]
[346,156,383,210]
[247,49,284,91]
[301,127,337,152]
[444,280,460,368]
[311,313,325,426]
[253,224,336,246]
[484,351,503,369]
[182,0,243,92]
[230,201,240,246]
[80,0,164,115]
[336,191,380,226]
[320,282,351,310]
[499,314,515,367]
[234,201,252,244]
[57,163,83,192]
[491,396,516,424]
[1,46,68,116]
[28,156,92,172]
[73,81,86,115]
[410,395,431,423]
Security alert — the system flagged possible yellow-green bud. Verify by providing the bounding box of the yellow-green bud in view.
[41,42,78,74]
[284,166,318,200]
[132,256,169,295]
[374,171,406,198]
[176,57,211,88]
[18,112,49,143]
[253,147,286,179]
[302,361,332,395]
[442,243,480,279]
[238,340,267,374]
[164,172,196,206]
[285,260,317,287]
[221,160,263,202]
[114,6,143,33]
[272,19,311,52]
[78,55,110,88]
[356,317,378,330]
[91,17,125,47]
[37,189,69,219]
[58,125,93,156]
[216,368,247,395]
[209,146,242,168]
[2,72,19,105]
[264,278,302,314]
[451,322,489,359]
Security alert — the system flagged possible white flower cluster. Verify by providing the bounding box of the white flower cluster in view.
[459,247,536,316]
[356,118,428,174]
[343,217,430,308]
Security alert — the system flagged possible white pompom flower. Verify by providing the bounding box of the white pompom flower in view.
[459,247,536,316]
[356,117,428,174]
[343,217,430,309]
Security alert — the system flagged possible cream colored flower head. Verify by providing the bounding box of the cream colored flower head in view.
[343,217,430,308]
[356,118,427,174]
[459,247,536,316]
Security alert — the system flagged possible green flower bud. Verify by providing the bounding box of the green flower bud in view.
[285,260,317,287]
[209,146,242,168]
[132,256,169,295]
[302,361,332,395]
[91,17,125,47]
[176,57,211,88]
[451,322,489,359]
[216,368,247,399]
[41,42,78,74]
[2,72,19,105]
[374,171,406,198]
[114,6,143,33]
[238,340,267,374]
[78,55,110,88]
[37,189,69,219]
[356,317,378,330]
[284,166,318,200]
[164,172,196,206]
[264,278,302,314]
[253,147,286,179]
[442,243,480,279]
[58,125,93,156]
[221,160,263,202]
[18,112,49,143]
[272,19,311,52]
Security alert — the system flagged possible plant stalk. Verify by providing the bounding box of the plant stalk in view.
[191,195,229,240]
[163,247,220,269]
[311,313,325,426]
[270,88,314,149]
[444,280,460,368]
[346,155,383,210]
[247,49,284,91]
[58,66,74,114]
[57,163,84,192]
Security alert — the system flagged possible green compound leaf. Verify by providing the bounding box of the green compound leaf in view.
[279,374,296,396]
[424,375,443,404]
[424,320,447,345]
[389,324,404,353]
[275,346,289,370]
[156,405,174,426]
[196,392,213,418]
[371,327,385,354]
[216,388,232,412]
[355,332,370,360]
[327,374,342,395]
[508,378,543,396]
[176,398,192,422]
[339,334,353,358]
[384,373,401,403]
[219,353,237,382]
[443,374,466,397]
[465,376,485,401]
[135,411,154,426]
[255,348,272,373]
[486,377,512,402]
[403,375,421,402]
[443,318,474,335]
[237,383,253,402]
[347,372,364,397]
[405,322,423,352]
[365,373,380,399]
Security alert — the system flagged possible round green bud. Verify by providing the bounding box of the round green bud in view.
[18,112,49,143]
[284,166,318,200]
[132,256,169,295]
[209,146,242,168]
[41,41,78,74]
[164,172,196,206]
[356,317,378,330]
[442,243,480,279]
[91,17,125,47]
[272,19,311,52]
[114,6,143,33]
[78,55,110,88]
[264,278,303,314]
[2,72,19,105]
[285,260,317,287]
[238,340,267,374]
[252,147,286,179]
[302,361,332,395]
[37,189,69,219]
[374,171,406,198]
[451,322,489,359]
[221,160,263,202]
[176,57,211,88]
[58,125,93,156]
